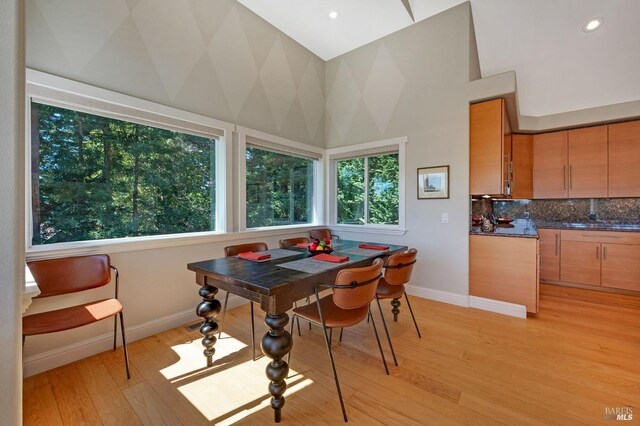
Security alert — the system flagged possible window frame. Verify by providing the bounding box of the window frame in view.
[25,69,235,257]
[237,126,324,231]
[327,137,407,235]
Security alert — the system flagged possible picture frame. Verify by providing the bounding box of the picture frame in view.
[417,165,449,199]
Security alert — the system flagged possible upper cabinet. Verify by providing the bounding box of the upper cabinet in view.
[533,131,568,198]
[511,134,533,199]
[533,126,608,198]
[609,121,640,197]
[470,98,511,196]
[567,126,608,198]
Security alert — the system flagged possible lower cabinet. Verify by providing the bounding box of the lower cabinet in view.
[560,241,601,286]
[601,244,640,291]
[470,235,539,313]
[538,229,560,281]
[550,230,640,292]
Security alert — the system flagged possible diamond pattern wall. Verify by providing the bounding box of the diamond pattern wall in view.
[26,0,326,147]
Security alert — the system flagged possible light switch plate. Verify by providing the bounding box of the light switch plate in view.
[441,212,449,223]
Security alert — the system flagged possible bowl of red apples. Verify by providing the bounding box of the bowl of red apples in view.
[308,237,333,255]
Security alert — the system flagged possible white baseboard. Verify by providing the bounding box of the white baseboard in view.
[469,296,527,319]
[23,293,249,377]
[405,284,470,307]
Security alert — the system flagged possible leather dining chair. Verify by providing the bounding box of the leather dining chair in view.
[309,228,339,241]
[374,248,420,367]
[219,242,268,361]
[23,254,130,379]
[289,258,387,422]
[278,237,310,248]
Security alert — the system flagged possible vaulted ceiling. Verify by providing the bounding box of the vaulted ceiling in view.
[236,0,640,118]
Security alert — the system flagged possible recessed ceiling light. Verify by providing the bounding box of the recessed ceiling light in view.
[582,17,604,32]
[329,11,339,20]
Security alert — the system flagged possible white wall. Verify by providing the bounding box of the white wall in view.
[325,3,475,296]
[21,1,478,374]
[0,0,25,422]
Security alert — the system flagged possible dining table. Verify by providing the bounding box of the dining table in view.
[187,239,408,422]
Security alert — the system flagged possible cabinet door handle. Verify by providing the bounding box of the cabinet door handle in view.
[563,165,566,189]
[555,233,559,256]
[603,246,607,260]
[569,165,573,190]
[596,245,599,259]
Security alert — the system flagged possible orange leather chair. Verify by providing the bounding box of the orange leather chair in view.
[375,248,420,367]
[23,255,130,379]
[219,242,268,361]
[309,228,339,241]
[278,237,310,248]
[290,258,387,422]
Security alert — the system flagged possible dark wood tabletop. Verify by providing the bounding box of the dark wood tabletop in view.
[187,239,408,423]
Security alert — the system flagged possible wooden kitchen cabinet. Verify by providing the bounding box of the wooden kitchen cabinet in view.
[601,244,640,292]
[533,131,568,198]
[609,120,640,197]
[511,134,533,199]
[538,229,560,281]
[560,241,601,286]
[534,126,608,198]
[567,126,608,198]
[470,235,539,313]
[470,98,510,196]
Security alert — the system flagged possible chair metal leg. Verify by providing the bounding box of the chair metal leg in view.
[404,291,422,338]
[376,296,398,366]
[306,297,312,330]
[119,311,131,380]
[339,327,344,342]
[218,292,230,340]
[250,302,256,361]
[322,325,348,422]
[113,315,118,351]
[287,315,296,365]
[329,327,333,347]
[368,308,389,375]
[294,301,301,337]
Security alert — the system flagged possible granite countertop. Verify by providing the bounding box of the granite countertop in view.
[470,219,538,239]
[534,221,640,232]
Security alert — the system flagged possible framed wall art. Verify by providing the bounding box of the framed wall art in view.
[417,165,449,199]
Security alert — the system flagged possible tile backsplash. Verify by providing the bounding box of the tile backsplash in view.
[471,198,640,224]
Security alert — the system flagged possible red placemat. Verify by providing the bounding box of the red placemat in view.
[358,244,389,250]
[237,252,271,261]
[313,253,349,263]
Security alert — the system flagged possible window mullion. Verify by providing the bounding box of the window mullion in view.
[364,156,369,225]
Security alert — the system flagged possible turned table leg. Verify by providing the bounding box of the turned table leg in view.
[391,298,401,322]
[261,313,293,423]
[196,284,221,367]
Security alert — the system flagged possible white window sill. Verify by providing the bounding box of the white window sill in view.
[25,225,324,261]
[330,224,407,236]
[23,266,41,314]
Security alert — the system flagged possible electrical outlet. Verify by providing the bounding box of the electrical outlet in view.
[441,212,449,224]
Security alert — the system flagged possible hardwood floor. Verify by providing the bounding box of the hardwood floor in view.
[24,284,640,425]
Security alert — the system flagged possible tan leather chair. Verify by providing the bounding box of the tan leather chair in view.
[309,228,339,241]
[219,242,268,361]
[278,237,310,248]
[290,258,387,422]
[23,255,130,379]
[375,248,420,367]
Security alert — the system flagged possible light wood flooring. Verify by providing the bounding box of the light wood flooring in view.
[24,284,640,425]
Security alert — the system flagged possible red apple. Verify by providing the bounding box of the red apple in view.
[323,237,331,245]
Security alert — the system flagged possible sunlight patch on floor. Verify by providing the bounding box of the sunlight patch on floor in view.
[160,332,247,381]
[162,332,313,422]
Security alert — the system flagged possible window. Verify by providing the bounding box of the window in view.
[245,147,315,228]
[337,153,399,225]
[27,69,233,251]
[30,102,217,245]
[328,137,406,233]
[237,126,323,230]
